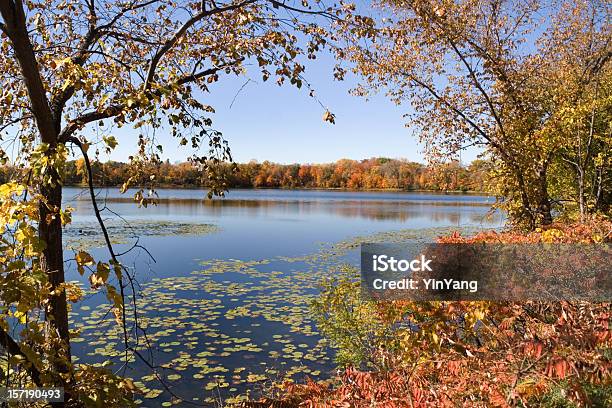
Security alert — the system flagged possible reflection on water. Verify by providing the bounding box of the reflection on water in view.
[66,188,502,227]
[66,187,496,203]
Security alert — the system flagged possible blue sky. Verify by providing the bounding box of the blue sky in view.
[110,52,482,165]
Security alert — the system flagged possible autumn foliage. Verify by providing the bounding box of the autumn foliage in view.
[248,220,611,407]
[0,157,489,192]
[336,0,611,227]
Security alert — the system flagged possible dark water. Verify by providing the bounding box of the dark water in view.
[62,188,503,406]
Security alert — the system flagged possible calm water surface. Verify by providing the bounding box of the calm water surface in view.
[63,188,503,406]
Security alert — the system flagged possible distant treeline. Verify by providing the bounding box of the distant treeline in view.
[1,158,489,192]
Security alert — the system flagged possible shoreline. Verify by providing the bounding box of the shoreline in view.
[63,184,490,195]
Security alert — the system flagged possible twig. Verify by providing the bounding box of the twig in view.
[63,135,131,366]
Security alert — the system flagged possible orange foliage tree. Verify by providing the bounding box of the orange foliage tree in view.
[59,157,487,192]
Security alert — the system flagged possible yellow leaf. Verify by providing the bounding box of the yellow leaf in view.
[322,110,336,124]
[75,251,94,266]
[96,262,110,283]
[14,311,27,324]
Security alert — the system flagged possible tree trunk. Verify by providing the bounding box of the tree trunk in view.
[39,181,70,349]
[512,166,535,229]
[535,166,553,225]
[577,167,585,222]
[593,166,609,213]
[1,2,71,404]
[39,180,71,408]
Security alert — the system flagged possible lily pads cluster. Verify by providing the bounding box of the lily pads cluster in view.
[69,226,476,406]
[64,220,219,250]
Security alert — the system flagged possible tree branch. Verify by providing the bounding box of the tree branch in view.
[144,0,256,88]
[57,104,124,141]
[0,0,57,142]
[50,0,100,119]
[447,38,507,140]
[63,135,130,366]
[50,1,164,117]
[0,327,42,386]
[58,60,242,141]
[175,60,243,85]
[267,0,337,17]
[0,114,32,133]
[98,0,161,32]
[143,0,335,89]
[363,50,535,222]
[405,71,491,143]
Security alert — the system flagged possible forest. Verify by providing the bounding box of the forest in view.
[29,157,487,191]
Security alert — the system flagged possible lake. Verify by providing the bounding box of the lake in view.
[63,188,503,406]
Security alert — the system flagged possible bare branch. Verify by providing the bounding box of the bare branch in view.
[63,135,131,366]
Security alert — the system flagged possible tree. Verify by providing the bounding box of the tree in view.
[544,6,612,220]
[0,0,341,405]
[336,0,611,228]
